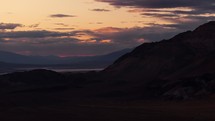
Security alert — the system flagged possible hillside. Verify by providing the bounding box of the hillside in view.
[104,21,215,80]
[100,21,215,99]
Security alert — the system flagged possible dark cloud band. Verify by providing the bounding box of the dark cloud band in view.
[91,8,110,12]
[96,0,215,9]
[0,30,74,38]
[0,23,23,30]
[50,14,76,18]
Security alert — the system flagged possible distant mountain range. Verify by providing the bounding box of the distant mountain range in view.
[0,48,132,68]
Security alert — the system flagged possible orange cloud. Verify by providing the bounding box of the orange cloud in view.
[95,27,122,33]
[79,39,97,43]
[100,39,112,43]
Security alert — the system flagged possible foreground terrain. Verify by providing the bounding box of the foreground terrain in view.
[0,86,215,121]
[0,70,214,121]
[0,22,215,120]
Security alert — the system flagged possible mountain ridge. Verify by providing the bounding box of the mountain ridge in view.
[103,21,215,81]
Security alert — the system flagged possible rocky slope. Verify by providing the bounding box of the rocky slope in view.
[101,21,215,99]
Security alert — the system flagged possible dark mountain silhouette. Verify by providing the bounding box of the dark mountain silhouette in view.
[0,69,86,93]
[104,21,215,80]
[99,21,215,99]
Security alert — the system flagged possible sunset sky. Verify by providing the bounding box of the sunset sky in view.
[0,0,214,56]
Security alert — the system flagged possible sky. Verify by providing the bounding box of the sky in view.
[0,0,214,57]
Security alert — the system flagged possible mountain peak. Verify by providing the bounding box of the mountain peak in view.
[194,21,215,32]
[167,21,215,53]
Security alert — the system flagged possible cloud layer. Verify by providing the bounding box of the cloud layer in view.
[0,30,73,38]
[50,14,76,18]
[96,0,215,35]
[1,1,214,56]
[0,24,179,56]
[96,0,215,10]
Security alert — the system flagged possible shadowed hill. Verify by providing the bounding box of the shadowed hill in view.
[98,21,215,99]
[104,21,215,81]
